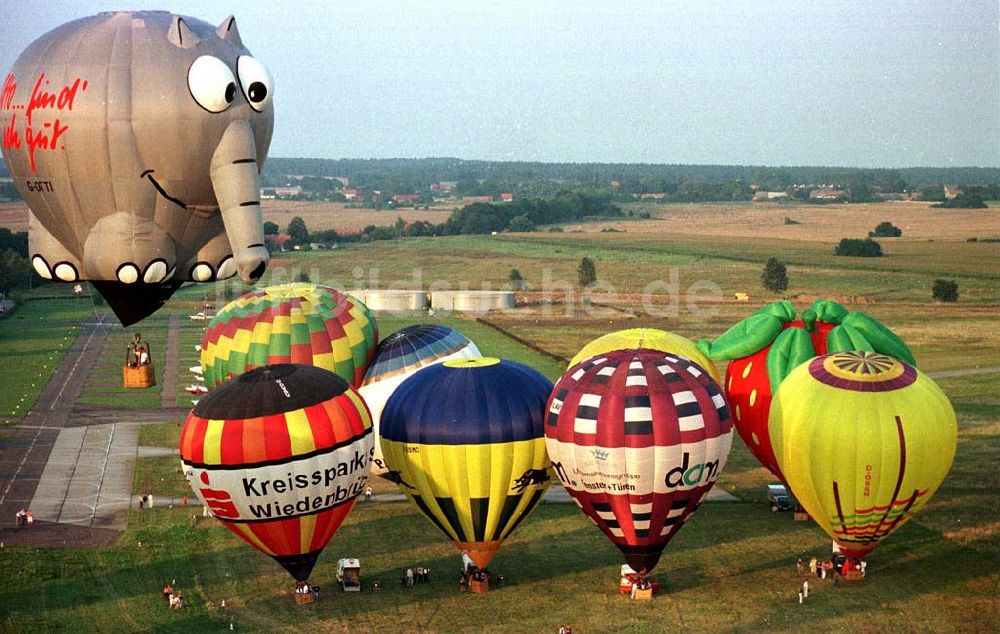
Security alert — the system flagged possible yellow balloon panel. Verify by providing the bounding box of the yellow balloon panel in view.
[770,352,956,559]
[570,328,720,381]
[381,437,551,549]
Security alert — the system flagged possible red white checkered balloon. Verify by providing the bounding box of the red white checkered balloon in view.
[544,348,733,574]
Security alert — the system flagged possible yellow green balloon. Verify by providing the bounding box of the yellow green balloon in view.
[569,328,720,381]
[770,351,956,560]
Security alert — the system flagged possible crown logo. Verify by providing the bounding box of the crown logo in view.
[591,448,609,461]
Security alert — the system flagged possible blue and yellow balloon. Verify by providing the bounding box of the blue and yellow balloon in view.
[380,357,553,569]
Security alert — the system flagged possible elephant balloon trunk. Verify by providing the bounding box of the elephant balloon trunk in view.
[211,119,269,282]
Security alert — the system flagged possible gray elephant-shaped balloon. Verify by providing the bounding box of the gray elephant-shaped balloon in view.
[0,11,274,324]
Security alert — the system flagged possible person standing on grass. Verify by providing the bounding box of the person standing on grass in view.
[802,579,809,598]
[163,583,173,604]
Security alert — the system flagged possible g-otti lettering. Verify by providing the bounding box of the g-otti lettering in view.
[26,180,54,192]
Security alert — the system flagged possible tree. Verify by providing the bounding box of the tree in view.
[932,279,959,302]
[869,221,902,237]
[507,215,536,232]
[761,257,789,294]
[0,249,32,293]
[919,185,946,202]
[578,257,597,288]
[932,193,988,209]
[287,216,309,244]
[263,221,280,235]
[508,268,525,290]
[834,238,883,257]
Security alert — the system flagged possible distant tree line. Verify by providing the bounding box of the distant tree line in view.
[264,158,1000,190]
[269,192,621,250]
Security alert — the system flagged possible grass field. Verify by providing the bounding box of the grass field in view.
[0,297,94,424]
[0,202,997,631]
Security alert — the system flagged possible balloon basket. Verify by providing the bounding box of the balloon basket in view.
[842,568,865,582]
[632,587,654,600]
[469,579,489,594]
[295,592,316,605]
[793,511,811,522]
[123,364,156,388]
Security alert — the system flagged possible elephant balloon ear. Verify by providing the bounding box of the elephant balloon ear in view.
[168,15,200,49]
[217,16,243,47]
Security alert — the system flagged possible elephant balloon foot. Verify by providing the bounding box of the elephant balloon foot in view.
[182,233,241,282]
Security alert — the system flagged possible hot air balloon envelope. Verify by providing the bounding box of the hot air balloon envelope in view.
[770,351,956,561]
[545,349,733,574]
[200,283,378,388]
[180,363,374,581]
[570,328,720,382]
[358,324,480,473]
[1,11,275,324]
[380,357,553,570]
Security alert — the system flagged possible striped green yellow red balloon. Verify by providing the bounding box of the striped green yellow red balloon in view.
[200,283,378,388]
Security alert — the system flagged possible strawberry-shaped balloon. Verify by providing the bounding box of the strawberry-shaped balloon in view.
[696,299,915,480]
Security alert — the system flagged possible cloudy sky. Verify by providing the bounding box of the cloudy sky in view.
[3,0,997,167]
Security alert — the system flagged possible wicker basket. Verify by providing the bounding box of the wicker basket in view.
[123,363,156,388]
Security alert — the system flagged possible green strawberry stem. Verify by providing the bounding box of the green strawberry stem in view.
[765,327,816,390]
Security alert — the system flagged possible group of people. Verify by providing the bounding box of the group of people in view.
[295,581,319,597]
[14,508,33,527]
[794,554,867,598]
[459,566,503,591]
[162,583,184,609]
[137,494,154,509]
[402,565,430,587]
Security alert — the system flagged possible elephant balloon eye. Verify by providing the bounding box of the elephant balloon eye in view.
[237,56,273,112]
[188,55,237,113]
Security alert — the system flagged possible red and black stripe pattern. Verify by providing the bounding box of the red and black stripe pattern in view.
[545,349,733,573]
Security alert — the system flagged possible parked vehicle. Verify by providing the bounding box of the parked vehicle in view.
[337,558,361,591]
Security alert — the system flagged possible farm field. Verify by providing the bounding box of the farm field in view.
[0,202,997,632]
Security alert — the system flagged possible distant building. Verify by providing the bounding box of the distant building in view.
[431,181,457,192]
[274,186,302,198]
[753,191,789,201]
[499,192,514,202]
[265,233,291,251]
[609,180,621,189]
[340,187,361,200]
[639,192,666,200]
[260,186,302,199]
[461,195,494,204]
[392,194,419,205]
[809,188,846,200]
